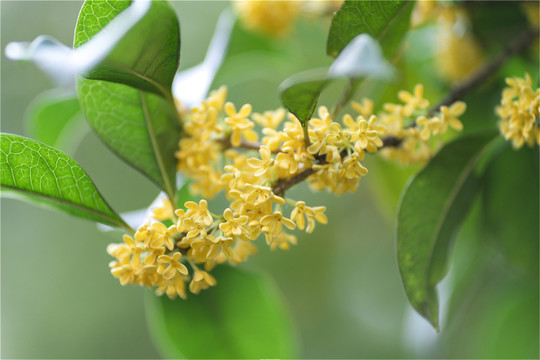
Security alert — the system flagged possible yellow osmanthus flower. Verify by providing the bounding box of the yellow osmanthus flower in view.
[108,83,465,298]
[189,270,217,294]
[290,201,327,233]
[225,102,258,147]
[233,0,301,37]
[436,5,485,83]
[497,74,540,149]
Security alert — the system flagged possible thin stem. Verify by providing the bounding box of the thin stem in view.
[331,77,357,119]
[429,28,537,115]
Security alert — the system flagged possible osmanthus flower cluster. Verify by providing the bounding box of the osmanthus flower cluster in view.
[107,84,466,298]
[497,74,540,149]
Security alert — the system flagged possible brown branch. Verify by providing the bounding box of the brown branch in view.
[272,168,316,195]
[217,137,265,152]
[382,28,538,148]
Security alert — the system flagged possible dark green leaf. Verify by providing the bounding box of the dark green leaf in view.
[145,266,298,359]
[397,131,497,330]
[482,145,539,273]
[25,91,87,153]
[327,0,415,59]
[74,0,180,97]
[0,133,131,232]
[77,79,180,203]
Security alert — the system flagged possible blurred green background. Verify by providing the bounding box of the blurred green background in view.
[1,1,538,358]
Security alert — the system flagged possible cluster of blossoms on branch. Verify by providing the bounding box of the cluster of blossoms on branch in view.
[497,74,540,149]
[107,84,465,298]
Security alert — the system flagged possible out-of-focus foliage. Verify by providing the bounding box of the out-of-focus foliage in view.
[146,266,298,359]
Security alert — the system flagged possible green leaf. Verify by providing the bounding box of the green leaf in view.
[25,91,87,153]
[279,68,328,125]
[77,79,180,203]
[74,0,181,203]
[280,34,392,124]
[327,0,415,59]
[0,133,131,232]
[482,145,539,273]
[397,131,497,330]
[74,0,180,97]
[145,266,298,359]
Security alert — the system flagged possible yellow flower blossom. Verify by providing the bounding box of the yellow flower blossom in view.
[225,102,258,147]
[189,270,216,294]
[151,198,174,221]
[352,98,374,118]
[219,208,249,239]
[340,152,368,180]
[260,211,296,244]
[497,74,539,149]
[290,201,327,233]
[247,146,275,177]
[253,108,286,129]
[326,122,350,147]
[156,274,187,299]
[184,199,213,226]
[398,84,430,115]
[233,0,301,37]
[157,253,189,280]
[416,115,442,140]
[439,101,466,132]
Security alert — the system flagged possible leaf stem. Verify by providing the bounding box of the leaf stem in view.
[331,77,357,119]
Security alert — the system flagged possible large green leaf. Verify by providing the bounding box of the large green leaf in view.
[0,133,131,232]
[145,266,298,359]
[280,34,391,124]
[74,0,180,97]
[26,91,87,153]
[397,131,497,330]
[77,79,180,203]
[75,0,181,203]
[482,145,539,273]
[327,0,415,59]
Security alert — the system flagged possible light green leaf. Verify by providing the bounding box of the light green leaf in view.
[145,266,298,359]
[280,34,392,124]
[25,91,87,153]
[0,133,131,232]
[77,79,180,203]
[74,0,180,97]
[482,145,539,273]
[397,131,497,330]
[327,0,415,59]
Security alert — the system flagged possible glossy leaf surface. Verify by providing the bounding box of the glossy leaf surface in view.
[327,0,414,59]
[75,0,181,202]
[0,133,130,231]
[397,131,497,330]
[77,80,180,202]
[74,0,180,96]
[482,145,539,272]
